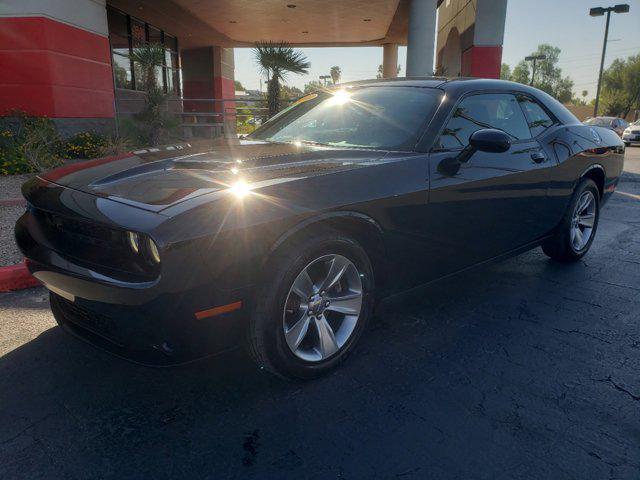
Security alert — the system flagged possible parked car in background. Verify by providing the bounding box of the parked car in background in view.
[584,116,629,137]
[16,78,624,379]
[622,120,640,146]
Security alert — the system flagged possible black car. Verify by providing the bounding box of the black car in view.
[16,78,624,379]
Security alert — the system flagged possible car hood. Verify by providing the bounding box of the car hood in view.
[40,139,389,213]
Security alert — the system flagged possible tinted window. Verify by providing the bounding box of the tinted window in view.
[517,96,554,137]
[250,87,442,150]
[437,94,531,150]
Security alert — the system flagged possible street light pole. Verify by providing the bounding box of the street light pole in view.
[525,55,546,86]
[594,9,611,117]
[591,4,630,117]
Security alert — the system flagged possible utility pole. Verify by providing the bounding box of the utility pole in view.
[525,54,546,86]
[590,4,630,117]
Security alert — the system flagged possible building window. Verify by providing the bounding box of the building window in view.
[107,6,181,95]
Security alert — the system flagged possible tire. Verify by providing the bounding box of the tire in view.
[542,178,600,262]
[624,141,630,147]
[248,230,374,380]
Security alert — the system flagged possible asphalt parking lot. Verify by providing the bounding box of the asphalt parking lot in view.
[1,149,639,479]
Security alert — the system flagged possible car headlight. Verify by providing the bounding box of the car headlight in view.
[127,231,140,254]
[147,237,161,264]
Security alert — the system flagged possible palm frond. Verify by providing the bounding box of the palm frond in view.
[128,43,165,69]
[253,41,310,80]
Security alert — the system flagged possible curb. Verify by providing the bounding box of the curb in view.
[0,260,40,293]
[0,198,26,207]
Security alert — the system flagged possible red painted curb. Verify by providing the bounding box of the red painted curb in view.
[0,260,40,292]
[0,198,26,207]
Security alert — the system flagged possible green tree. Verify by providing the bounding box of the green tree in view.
[376,64,401,79]
[129,43,164,92]
[234,80,245,91]
[510,61,530,84]
[505,45,575,103]
[500,63,512,80]
[127,43,176,146]
[330,66,342,84]
[253,41,310,117]
[303,80,324,93]
[600,55,640,117]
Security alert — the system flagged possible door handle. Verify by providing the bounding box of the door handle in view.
[531,152,546,163]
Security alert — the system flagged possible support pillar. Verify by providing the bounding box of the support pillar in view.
[406,0,437,77]
[0,0,115,134]
[461,0,507,78]
[382,43,399,78]
[182,46,235,137]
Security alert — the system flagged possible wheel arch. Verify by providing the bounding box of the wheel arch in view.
[265,211,389,289]
[580,164,605,198]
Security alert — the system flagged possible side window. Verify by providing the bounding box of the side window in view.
[517,95,555,137]
[437,94,531,150]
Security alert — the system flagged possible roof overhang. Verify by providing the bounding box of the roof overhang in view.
[107,0,442,49]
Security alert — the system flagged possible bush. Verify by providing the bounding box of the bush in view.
[65,131,107,159]
[0,112,63,175]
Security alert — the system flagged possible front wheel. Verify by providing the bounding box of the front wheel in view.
[542,178,600,262]
[248,232,374,379]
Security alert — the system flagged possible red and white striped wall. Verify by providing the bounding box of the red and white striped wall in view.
[0,0,115,119]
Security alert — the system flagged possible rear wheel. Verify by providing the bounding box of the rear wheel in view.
[542,178,600,262]
[248,231,374,379]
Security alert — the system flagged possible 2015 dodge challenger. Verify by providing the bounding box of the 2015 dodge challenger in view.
[16,78,624,379]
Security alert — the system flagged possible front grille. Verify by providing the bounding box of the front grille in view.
[40,210,122,250]
[57,296,123,346]
[31,207,158,281]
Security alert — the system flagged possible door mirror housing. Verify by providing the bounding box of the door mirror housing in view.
[437,129,512,176]
[468,129,511,153]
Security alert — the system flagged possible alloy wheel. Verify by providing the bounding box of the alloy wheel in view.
[570,190,596,252]
[283,254,363,362]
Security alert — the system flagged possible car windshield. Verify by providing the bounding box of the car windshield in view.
[585,117,614,126]
[248,86,442,150]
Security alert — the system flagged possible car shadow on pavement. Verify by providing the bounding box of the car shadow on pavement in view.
[1,245,638,479]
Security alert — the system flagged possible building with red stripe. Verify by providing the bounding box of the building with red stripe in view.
[0,0,507,136]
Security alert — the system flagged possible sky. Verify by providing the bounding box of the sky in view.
[233,0,640,100]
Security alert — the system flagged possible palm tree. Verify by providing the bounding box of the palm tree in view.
[129,43,165,92]
[254,41,310,117]
[127,43,172,146]
[330,66,341,85]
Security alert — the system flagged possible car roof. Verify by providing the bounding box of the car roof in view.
[343,76,535,92]
[340,77,580,125]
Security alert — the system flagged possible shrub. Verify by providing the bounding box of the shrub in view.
[64,131,107,159]
[0,112,63,175]
[99,135,132,157]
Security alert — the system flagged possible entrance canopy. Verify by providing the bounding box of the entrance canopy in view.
[107,0,435,48]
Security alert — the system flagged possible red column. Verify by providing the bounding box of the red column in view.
[461,46,503,79]
[0,17,114,118]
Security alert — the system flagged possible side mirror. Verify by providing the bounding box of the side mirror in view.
[468,129,511,153]
[437,129,511,176]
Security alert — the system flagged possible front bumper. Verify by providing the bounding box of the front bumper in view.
[623,133,640,142]
[48,285,246,366]
[20,247,250,365]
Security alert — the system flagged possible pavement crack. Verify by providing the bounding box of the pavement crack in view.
[595,376,640,401]
[560,296,602,308]
[552,328,611,344]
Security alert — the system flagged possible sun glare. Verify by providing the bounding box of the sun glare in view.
[229,180,251,198]
[328,89,351,106]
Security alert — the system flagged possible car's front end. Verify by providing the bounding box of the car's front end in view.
[622,121,640,145]
[15,172,254,365]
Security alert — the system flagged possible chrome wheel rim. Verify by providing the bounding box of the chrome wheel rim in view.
[283,254,363,362]
[571,191,596,252]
